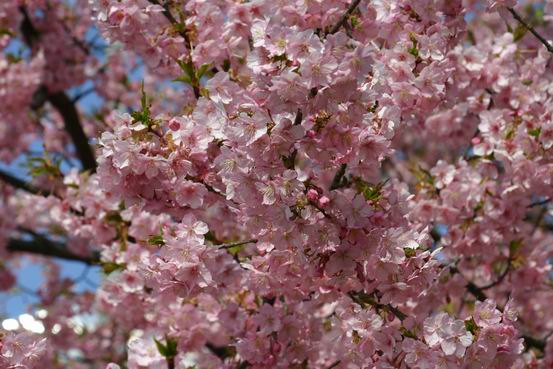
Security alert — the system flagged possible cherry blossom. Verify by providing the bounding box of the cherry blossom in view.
[1,0,553,368]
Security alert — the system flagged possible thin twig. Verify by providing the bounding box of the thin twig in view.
[528,198,550,208]
[218,239,258,249]
[147,0,200,99]
[508,7,553,54]
[328,0,362,35]
[478,258,511,291]
[72,87,96,103]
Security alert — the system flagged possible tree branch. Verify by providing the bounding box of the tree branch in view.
[47,91,97,172]
[147,0,200,99]
[0,168,42,195]
[19,7,97,173]
[508,7,553,54]
[528,198,550,208]
[348,291,407,321]
[218,239,258,249]
[7,236,99,264]
[329,164,348,190]
[148,0,192,49]
[449,265,546,351]
[328,0,362,35]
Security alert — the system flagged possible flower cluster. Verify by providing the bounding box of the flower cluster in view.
[1,0,553,369]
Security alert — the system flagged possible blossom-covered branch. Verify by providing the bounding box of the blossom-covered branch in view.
[507,7,553,54]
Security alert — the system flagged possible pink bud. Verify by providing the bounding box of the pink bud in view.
[307,189,319,201]
[168,119,181,131]
[318,196,330,207]
[307,130,316,138]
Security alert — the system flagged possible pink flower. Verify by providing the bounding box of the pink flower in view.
[175,180,208,209]
[301,52,337,88]
[424,312,473,358]
[127,333,165,369]
[253,304,282,333]
[176,214,209,244]
[339,193,373,228]
[0,332,47,369]
[256,181,277,205]
[474,300,502,327]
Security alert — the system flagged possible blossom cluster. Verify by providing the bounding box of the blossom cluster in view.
[1,0,553,369]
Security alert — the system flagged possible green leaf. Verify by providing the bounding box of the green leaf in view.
[350,15,360,29]
[509,239,523,254]
[0,28,14,37]
[6,53,22,64]
[130,82,159,129]
[513,25,527,42]
[148,233,165,247]
[408,32,419,58]
[104,210,124,225]
[173,75,193,85]
[177,60,195,78]
[408,46,419,58]
[353,177,388,202]
[400,326,418,339]
[528,127,541,138]
[196,63,212,79]
[102,262,125,275]
[26,153,62,179]
[464,317,480,336]
[404,248,417,258]
[154,337,178,358]
[227,245,244,256]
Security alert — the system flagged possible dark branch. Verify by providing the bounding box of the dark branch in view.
[293,108,303,125]
[348,291,407,321]
[528,198,550,208]
[478,258,512,291]
[0,169,42,195]
[48,91,97,172]
[329,164,348,190]
[522,335,546,352]
[7,237,99,264]
[166,357,175,369]
[450,265,546,351]
[148,0,192,48]
[508,7,553,54]
[19,6,40,46]
[218,239,258,249]
[19,7,97,173]
[328,0,362,35]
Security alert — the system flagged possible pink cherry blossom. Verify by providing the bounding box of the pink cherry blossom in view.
[1,1,553,368]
